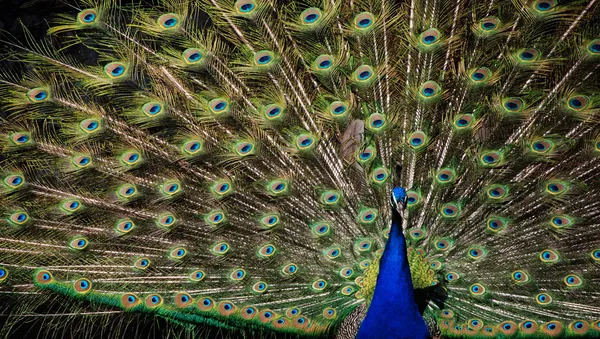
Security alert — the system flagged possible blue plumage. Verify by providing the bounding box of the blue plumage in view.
[357,189,429,339]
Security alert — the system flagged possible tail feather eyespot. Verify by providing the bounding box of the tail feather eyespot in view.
[120,150,142,167]
[234,140,255,156]
[469,283,486,296]
[520,320,539,334]
[467,246,487,260]
[281,263,298,276]
[79,118,102,134]
[212,242,230,255]
[252,281,268,294]
[569,320,589,334]
[353,65,375,84]
[419,28,441,46]
[357,145,376,164]
[358,208,378,224]
[418,81,441,100]
[134,258,150,270]
[145,294,163,308]
[407,131,429,150]
[311,222,331,237]
[121,293,141,308]
[156,213,177,229]
[69,237,88,250]
[587,39,600,55]
[536,292,553,305]
[230,268,246,281]
[267,179,289,196]
[435,168,456,184]
[479,150,504,167]
[286,308,301,318]
[190,270,205,282]
[486,184,509,200]
[324,246,341,260]
[34,270,53,285]
[272,319,292,330]
[218,301,236,316]
[511,270,530,284]
[499,321,517,335]
[253,50,275,67]
[104,62,128,79]
[208,98,229,115]
[73,278,92,294]
[77,9,98,24]
[469,67,492,84]
[477,17,500,34]
[300,8,323,26]
[257,244,276,258]
[293,316,310,329]
[322,307,336,319]
[182,48,204,65]
[8,211,30,226]
[205,210,227,227]
[174,292,193,308]
[532,0,557,13]
[564,274,582,288]
[259,213,280,229]
[295,133,316,151]
[157,13,180,30]
[314,55,335,72]
[27,88,49,102]
[116,185,138,201]
[235,0,257,15]
[311,279,327,291]
[468,319,484,330]
[263,104,284,120]
[517,48,541,63]
[540,249,560,263]
[169,247,187,260]
[211,180,233,197]
[355,239,373,252]
[197,297,214,311]
[9,132,33,146]
[320,190,341,206]
[353,12,375,30]
[501,97,525,114]
[258,309,275,322]
[445,272,460,283]
[241,306,258,319]
[434,238,453,251]
[541,320,563,336]
[440,203,461,218]
[61,199,83,214]
[440,310,454,318]
[339,267,354,278]
[159,180,182,197]
[0,267,8,282]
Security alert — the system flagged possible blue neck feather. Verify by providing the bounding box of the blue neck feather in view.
[356,209,429,339]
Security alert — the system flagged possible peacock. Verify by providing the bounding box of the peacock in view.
[1,0,600,338]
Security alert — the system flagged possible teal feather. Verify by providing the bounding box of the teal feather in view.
[1,0,600,338]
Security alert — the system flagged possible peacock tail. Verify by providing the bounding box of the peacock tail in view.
[1,0,600,338]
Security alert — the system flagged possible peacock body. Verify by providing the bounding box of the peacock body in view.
[1,0,600,338]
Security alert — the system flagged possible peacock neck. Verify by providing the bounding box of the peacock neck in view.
[356,209,429,339]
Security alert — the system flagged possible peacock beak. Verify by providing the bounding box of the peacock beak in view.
[395,203,405,218]
[392,194,407,217]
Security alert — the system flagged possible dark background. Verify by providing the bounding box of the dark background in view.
[0,0,66,44]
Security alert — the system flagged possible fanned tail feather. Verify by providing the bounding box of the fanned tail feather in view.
[1,0,600,338]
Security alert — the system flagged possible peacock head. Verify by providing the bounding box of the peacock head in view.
[391,187,408,215]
